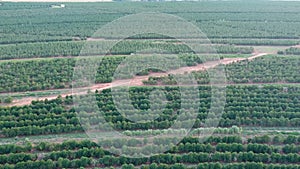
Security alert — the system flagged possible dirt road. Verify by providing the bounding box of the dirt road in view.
[6,53,268,107]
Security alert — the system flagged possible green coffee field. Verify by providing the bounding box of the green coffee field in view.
[0,1,300,169]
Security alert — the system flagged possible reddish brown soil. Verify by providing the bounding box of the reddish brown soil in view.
[7,53,268,107]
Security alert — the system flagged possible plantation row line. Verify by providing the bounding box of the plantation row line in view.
[3,159,300,169]
[2,2,300,45]
[3,151,300,168]
[92,85,300,130]
[0,134,300,168]
[0,40,253,60]
[0,135,299,156]
[278,47,300,55]
[0,143,288,164]
[211,39,300,46]
[0,53,219,93]
[0,54,298,94]
[0,85,299,137]
[144,55,300,85]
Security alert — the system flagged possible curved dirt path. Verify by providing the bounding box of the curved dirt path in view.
[6,53,268,107]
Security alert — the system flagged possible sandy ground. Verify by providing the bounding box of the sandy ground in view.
[5,52,268,107]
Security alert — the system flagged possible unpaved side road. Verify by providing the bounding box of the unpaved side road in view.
[6,53,268,107]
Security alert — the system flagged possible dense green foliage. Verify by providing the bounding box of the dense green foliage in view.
[225,55,300,83]
[212,39,300,46]
[0,1,299,60]
[1,1,300,168]
[93,85,300,130]
[145,55,300,85]
[1,84,300,138]
[0,58,75,92]
[0,54,222,92]
[1,1,300,42]
[0,56,126,92]
[0,96,83,137]
[0,135,300,168]
[278,47,300,55]
[0,42,83,59]
[0,40,253,60]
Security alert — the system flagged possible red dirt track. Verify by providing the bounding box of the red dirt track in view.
[7,53,268,107]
